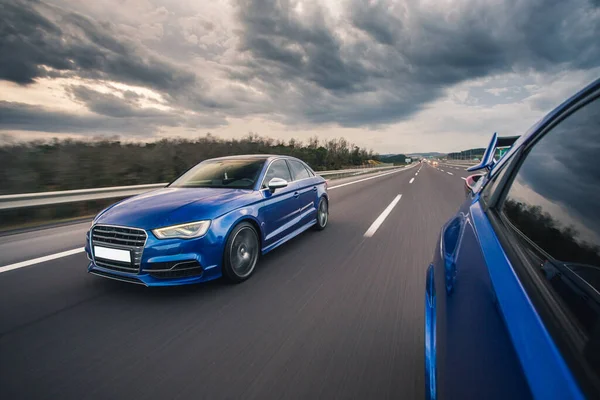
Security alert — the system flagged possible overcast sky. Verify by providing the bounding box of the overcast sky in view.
[1,0,599,153]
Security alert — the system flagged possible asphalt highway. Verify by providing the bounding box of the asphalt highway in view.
[0,162,472,400]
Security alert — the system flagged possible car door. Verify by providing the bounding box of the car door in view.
[482,93,600,399]
[429,155,532,400]
[259,159,300,249]
[286,159,319,227]
[432,91,600,400]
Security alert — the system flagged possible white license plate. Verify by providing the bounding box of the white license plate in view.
[94,246,131,263]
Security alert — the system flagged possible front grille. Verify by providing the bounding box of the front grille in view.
[91,225,147,274]
[95,259,138,273]
[144,260,203,279]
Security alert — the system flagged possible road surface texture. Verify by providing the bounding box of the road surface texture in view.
[0,162,471,400]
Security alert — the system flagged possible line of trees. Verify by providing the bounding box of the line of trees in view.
[503,199,600,266]
[447,148,485,160]
[379,154,408,164]
[0,133,380,195]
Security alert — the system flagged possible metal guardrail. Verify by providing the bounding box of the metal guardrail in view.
[443,160,478,164]
[439,160,478,167]
[0,165,406,210]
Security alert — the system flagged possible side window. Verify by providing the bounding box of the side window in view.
[305,164,315,177]
[499,96,600,381]
[288,160,311,181]
[262,160,292,188]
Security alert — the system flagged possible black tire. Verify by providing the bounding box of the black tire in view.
[314,196,328,231]
[222,222,260,283]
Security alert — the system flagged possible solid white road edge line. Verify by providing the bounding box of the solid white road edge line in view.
[0,247,85,274]
[447,172,453,175]
[3,166,416,273]
[409,177,415,183]
[328,166,411,190]
[364,194,402,238]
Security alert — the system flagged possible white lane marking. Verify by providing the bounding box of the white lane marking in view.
[447,172,453,175]
[1,167,413,274]
[440,169,445,172]
[409,177,415,183]
[0,247,85,274]
[461,177,467,181]
[328,167,410,190]
[364,195,402,238]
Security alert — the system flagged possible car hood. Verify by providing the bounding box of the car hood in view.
[93,187,255,230]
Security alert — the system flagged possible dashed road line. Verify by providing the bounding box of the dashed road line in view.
[364,194,402,238]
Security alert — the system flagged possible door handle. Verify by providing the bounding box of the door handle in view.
[294,191,300,198]
[312,186,317,191]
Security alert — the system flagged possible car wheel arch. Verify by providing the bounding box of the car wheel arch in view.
[225,216,263,251]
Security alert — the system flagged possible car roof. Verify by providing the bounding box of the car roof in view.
[207,154,301,163]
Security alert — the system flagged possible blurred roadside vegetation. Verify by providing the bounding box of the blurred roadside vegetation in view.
[0,133,383,231]
[0,133,380,195]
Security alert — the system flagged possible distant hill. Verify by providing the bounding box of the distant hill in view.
[407,152,444,158]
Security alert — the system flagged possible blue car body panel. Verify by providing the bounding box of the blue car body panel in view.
[85,155,327,286]
[427,78,600,400]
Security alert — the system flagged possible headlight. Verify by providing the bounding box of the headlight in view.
[153,220,211,239]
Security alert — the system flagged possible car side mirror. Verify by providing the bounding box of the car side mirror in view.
[464,174,484,196]
[268,177,288,193]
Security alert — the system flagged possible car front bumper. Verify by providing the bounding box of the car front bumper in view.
[85,227,224,287]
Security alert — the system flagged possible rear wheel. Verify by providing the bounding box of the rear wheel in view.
[223,222,260,283]
[314,197,328,230]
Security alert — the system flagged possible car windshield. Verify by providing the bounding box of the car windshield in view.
[169,159,265,189]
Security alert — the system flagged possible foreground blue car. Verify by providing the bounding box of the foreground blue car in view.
[426,78,600,400]
[85,155,329,286]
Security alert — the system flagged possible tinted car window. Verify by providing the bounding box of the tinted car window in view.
[288,160,311,181]
[262,159,292,188]
[169,159,265,189]
[500,96,600,379]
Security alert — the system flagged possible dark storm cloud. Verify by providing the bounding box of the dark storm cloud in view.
[0,0,599,135]
[0,100,176,134]
[0,0,195,91]
[0,100,225,134]
[235,0,369,94]
[233,0,600,126]
[67,85,167,118]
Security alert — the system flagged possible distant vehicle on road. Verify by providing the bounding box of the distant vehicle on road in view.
[85,155,329,286]
[426,78,600,399]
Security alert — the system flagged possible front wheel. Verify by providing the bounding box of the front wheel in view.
[223,222,260,283]
[314,197,328,231]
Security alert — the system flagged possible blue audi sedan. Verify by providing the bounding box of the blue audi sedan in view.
[426,78,600,400]
[85,155,329,286]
